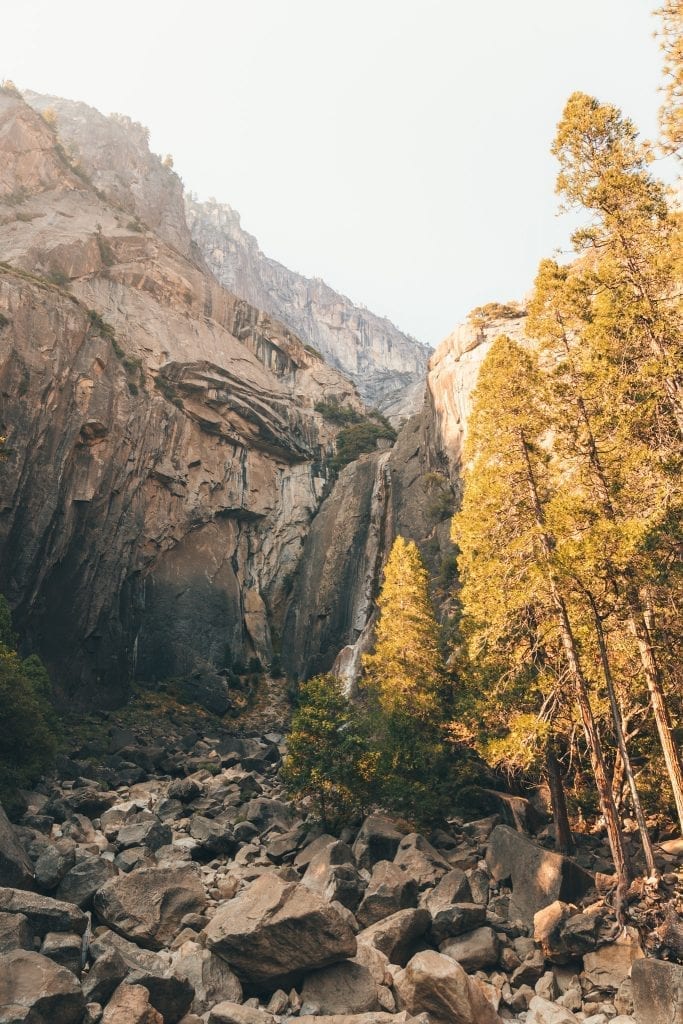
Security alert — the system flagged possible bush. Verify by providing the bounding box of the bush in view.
[0,597,59,812]
[332,420,397,472]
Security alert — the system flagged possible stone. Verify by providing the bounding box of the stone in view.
[356,908,431,967]
[56,856,117,909]
[614,977,634,1016]
[63,788,117,818]
[485,825,594,923]
[393,833,451,890]
[631,956,683,1024]
[357,861,418,927]
[510,949,546,987]
[526,996,580,1023]
[583,928,644,990]
[394,949,503,1024]
[266,989,289,1014]
[353,816,407,870]
[243,798,296,833]
[0,886,87,937]
[89,928,167,974]
[0,911,33,953]
[302,841,366,911]
[189,816,237,860]
[82,948,129,1005]
[34,839,76,891]
[209,1004,273,1024]
[172,941,243,1014]
[116,815,172,852]
[0,948,85,1023]
[102,983,163,1024]
[41,930,83,975]
[0,802,34,890]
[421,868,472,914]
[94,864,207,950]
[302,961,380,1015]
[430,902,487,944]
[125,970,195,1024]
[204,873,357,987]
[440,926,500,972]
[168,778,203,803]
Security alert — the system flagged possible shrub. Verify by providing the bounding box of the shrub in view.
[332,420,397,471]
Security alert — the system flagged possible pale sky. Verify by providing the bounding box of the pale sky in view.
[1,1,667,346]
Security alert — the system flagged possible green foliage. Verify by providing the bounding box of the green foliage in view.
[88,309,116,340]
[282,674,375,828]
[154,376,184,409]
[0,599,59,812]
[315,399,364,425]
[332,420,396,471]
[468,302,523,329]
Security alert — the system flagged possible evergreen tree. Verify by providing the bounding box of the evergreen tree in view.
[655,1,683,157]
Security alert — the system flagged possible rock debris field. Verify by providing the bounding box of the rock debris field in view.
[0,721,681,1024]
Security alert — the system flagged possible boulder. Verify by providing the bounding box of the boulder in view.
[57,856,117,909]
[0,911,33,953]
[101,982,163,1024]
[357,908,431,967]
[63,788,117,818]
[204,873,357,988]
[430,902,487,944]
[172,941,243,1014]
[302,961,380,1015]
[0,886,87,937]
[125,970,195,1024]
[302,841,366,911]
[631,956,683,1024]
[94,865,207,950]
[116,815,172,853]
[357,861,418,927]
[393,834,450,890]
[526,996,581,1023]
[0,948,85,1023]
[421,869,472,915]
[34,840,76,891]
[189,816,237,860]
[485,825,593,923]
[583,927,644,990]
[41,930,83,975]
[394,949,503,1024]
[353,816,407,870]
[89,928,167,973]
[82,948,128,1005]
[243,798,296,833]
[168,778,203,803]
[0,802,34,890]
[209,1004,274,1024]
[439,925,500,972]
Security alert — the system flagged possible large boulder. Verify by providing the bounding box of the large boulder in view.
[526,996,581,1023]
[101,982,163,1024]
[0,886,87,937]
[0,948,85,1023]
[356,908,431,967]
[56,856,117,909]
[631,957,683,1024]
[353,816,407,870]
[171,940,243,1014]
[124,970,195,1024]
[302,961,380,1015]
[0,912,33,953]
[393,834,450,890]
[302,841,366,911]
[485,825,593,923]
[439,925,500,972]
[0,803,34,890]
[394,949,503,1024]
[203,874,357,988]
[357,861,418,927]
[429,902,486,945]
[94,864,207,950]
[421,869,472,915]
[82,947,129,1005]
[582,927,644,990]
[34,840,76,892]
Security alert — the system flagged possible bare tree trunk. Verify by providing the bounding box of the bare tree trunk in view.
[546,740,574,855]
[612,748,626,812]
[519,430,632,886]
[588,593,658,878]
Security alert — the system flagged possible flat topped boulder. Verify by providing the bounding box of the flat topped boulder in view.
[485,825,593,923]
[94,864,207,950]
[0,948,85,1024]
[0,886,87,937]
[203,873,356,988]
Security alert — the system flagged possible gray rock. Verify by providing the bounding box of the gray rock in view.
[116,815,172,852]
[0,911,33,953]
[485,825,593,923]
[34,839,76,891]
[0,948,85,1023]
[393,834,450,890]
[631,956,683,1024]
[353,816,407,870]
[429,902,487,944]
[439,925,500,972]
[125,970,195,1024]
[204,873,356,988]
[94,865,207,950]
[583,928,644,991]
[82,948,128,1004]
[302,961,380,1015]
[357,908,431,967]
[526,995,581,1023]
[0,886,87,937]
[171,941,243,1014]
[41,930,83,976]
[421,868,472,914]
[393,948,503,1024]
[0,802,34,891]
[57,856,118,909]
[302,841,366,912]
[188,815,237,859]
[209,1003,273,1024]
[167,778,202,803]
[357,861,418,927]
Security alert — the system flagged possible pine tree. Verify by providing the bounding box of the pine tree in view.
[363,536,448,821]
[453,335,633,884]
[655,1,683,157]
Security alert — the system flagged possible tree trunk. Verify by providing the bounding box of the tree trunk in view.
[588,593,658,878]
[546,740,574,855]
[519,430,632,885]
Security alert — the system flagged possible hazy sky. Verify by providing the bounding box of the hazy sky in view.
[1,1,666,346]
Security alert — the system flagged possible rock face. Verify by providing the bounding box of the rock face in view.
[185,199,429,420]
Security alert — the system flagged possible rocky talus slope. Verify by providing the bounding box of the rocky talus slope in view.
[185,199,429,422]
[0,703,681,1024]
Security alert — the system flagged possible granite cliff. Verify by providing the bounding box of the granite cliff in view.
[185,199,429,421]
